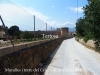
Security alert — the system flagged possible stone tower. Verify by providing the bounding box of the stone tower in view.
[60,27,69,37]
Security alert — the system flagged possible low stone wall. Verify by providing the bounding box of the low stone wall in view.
[0,39,54,57]
[0,37,68,75]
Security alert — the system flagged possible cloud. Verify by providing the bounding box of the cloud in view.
[0,2,75,31]
[19,7,76,28]
[24,7,76,28]
[51,6,55,8]
[24,7,49,22]
[50,21,75,28]
[61,22,75,28]
[63,22,75,27]
[0,3,51,30]
[63,22,73,25]
[0,3,35,30]
[0,3,57,30]
[24,7,58,29]
[68,7,83,13]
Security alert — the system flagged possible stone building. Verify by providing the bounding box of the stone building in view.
[60,27,69,37]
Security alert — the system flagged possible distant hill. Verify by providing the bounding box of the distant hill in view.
[69,27,76,32]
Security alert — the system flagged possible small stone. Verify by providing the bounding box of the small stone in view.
[39,63,43,67]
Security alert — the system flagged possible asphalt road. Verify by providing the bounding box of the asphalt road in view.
[44,38,100,75]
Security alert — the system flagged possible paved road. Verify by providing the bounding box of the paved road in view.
[44,38,100,75]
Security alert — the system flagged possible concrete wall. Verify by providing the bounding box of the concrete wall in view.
[0,37,68,75]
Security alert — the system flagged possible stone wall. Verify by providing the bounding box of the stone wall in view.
[0,39,55,57]
[0,37,68,75]
[60,27,69,37]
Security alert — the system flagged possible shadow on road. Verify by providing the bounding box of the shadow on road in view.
[42,41,63,75]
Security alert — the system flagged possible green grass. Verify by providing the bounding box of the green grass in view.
[0,38,53,47]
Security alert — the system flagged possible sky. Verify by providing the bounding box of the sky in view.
[0,0,88,31]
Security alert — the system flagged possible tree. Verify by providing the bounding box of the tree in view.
[76,0,100,49]
[84,0,100,44]
[29,32,34,40]
[20,31,34,40]
[8,25,21,38]
[76,17,85,37]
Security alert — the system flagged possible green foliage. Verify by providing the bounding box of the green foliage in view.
[8,25,21,38]
[76,0,100,50]
[76,17,85,37]
[83,36,89,43]
[83,0,100,40]
[20,31,34,40]
[37,34,43,39]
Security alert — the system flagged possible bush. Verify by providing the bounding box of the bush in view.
[83,36,89,43]
[20,31,34,40]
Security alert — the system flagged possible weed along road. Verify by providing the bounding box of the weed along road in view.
[44,38,100,75]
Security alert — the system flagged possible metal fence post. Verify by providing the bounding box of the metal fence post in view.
[46,23,47,31]
[33,15,36,40]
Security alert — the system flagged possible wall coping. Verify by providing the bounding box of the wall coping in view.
[0,38,57,57]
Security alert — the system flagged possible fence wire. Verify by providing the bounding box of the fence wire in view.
[0,0,57,46]
[0,0,55,31]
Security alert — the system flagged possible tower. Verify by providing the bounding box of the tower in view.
[60,27,69,37]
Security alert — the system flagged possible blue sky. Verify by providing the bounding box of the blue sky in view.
[0,0,88,30]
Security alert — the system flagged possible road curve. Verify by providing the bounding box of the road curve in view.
[44,38,100,75]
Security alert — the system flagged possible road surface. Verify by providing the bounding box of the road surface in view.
[44,38,100,75]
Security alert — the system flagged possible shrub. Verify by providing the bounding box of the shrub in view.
[83,36,89,43]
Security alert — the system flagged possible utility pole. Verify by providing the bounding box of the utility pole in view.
[34,15,36,40]
[0,15,14,46]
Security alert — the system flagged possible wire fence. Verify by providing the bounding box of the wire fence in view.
[0,0,59,47]
[0,0,55,31]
